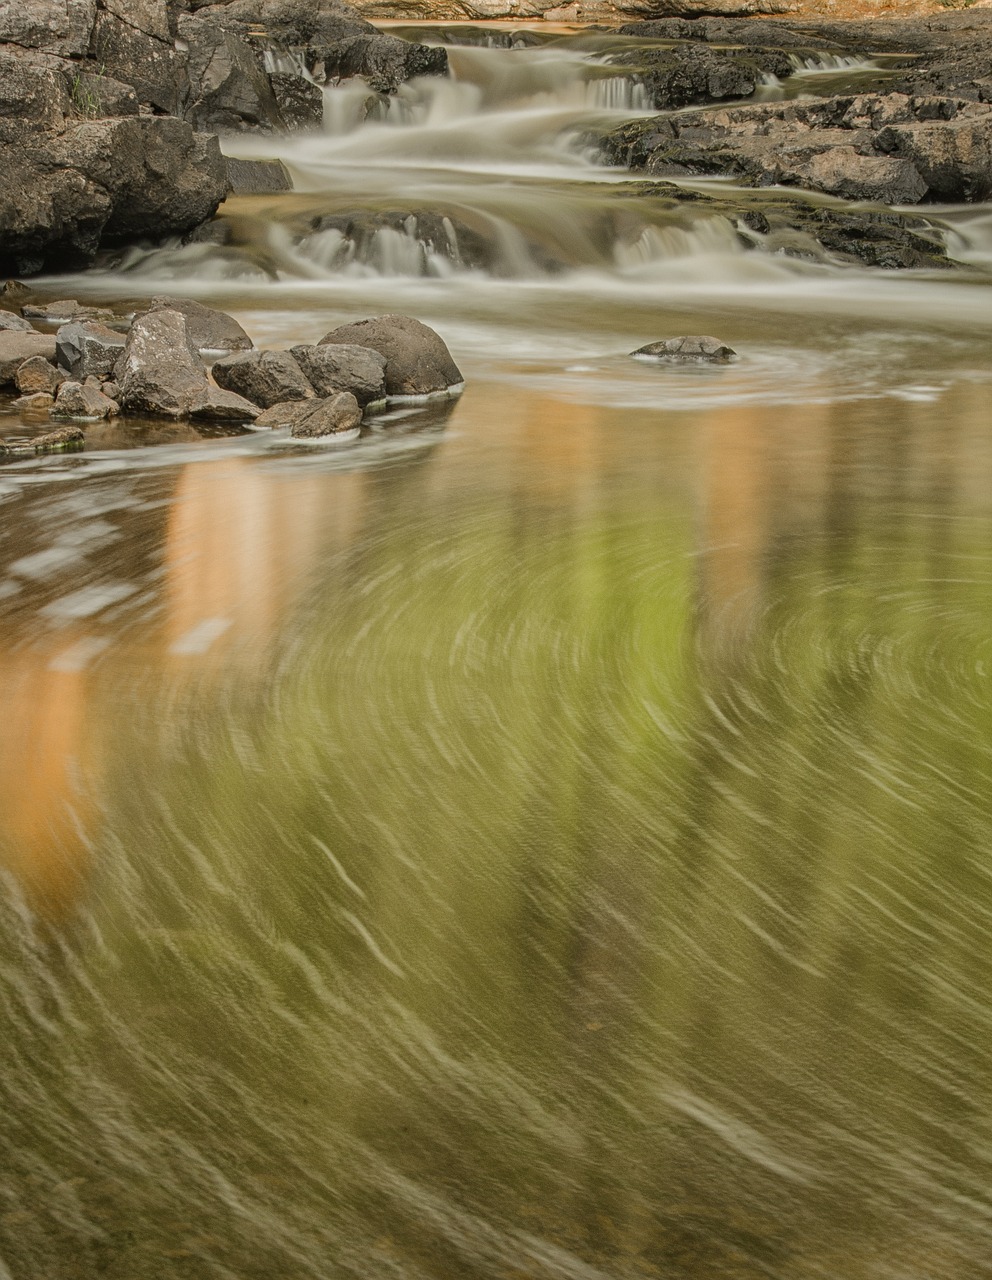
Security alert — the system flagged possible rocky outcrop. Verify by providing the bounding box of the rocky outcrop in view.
[601,93,992,205]
[318,315,463,397]
[606,42,794,111]
[345,0,792,22]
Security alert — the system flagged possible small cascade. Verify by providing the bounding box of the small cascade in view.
[786,52,880,74]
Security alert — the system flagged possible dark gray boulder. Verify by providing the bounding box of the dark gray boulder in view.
[320,34,448,95]
[52,380,119,418]
[180,11,285,131]
[632,336,736,361]
[269,74,323,130]
[55,321,126,378]
[191,386,261,420]
[290,392,362,438]
[211,349,315,407]
[227,157,294,194]
[140,297,253,352]
[117,309,210,417]
[318,315,462,397]
[289,343,386,406]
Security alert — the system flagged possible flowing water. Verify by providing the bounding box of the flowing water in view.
[4,24,992,1280]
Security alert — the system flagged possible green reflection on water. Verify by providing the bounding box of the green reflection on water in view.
[3,397,992,1279]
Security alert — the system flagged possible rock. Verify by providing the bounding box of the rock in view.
[632,336,736,361]
[0,281,30,301]
[191,386,261,421]
[52,380,120,418]
[227,158,293,194]
[23,300,115,322]
[289,343,386,406]
[321,34,448,95]
[290,392,362,438]
[116,309,210,418]
[0,332,58,385]
[180,12,285,132]
[318,315,462,397]
[0,311,33,333]
[55,321,126,378]
[0,0,97,58]
[15,355,66,395]
[269,74,324,130]
[31,425,86,451]
[90,7,187,114]
[68,72,139,118]
[101,380,120,400]
[253,399,318,429]
[139,297,253,352]
[211,349,314,408]
[607,43,794,111]
[13,392,55,411]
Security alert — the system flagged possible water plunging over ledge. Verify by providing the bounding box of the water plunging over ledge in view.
[3,22,992,1280]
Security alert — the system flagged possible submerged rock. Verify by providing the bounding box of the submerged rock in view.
[318,315,462,398]
[23,300,115,322]
[290,343,386,406]
[290,392,363,438]
[13,391,55,411]
[632,336,736,361]
[211,349,315,408]
[30,425,86,451]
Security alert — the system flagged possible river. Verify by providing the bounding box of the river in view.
[2,24,992,1280]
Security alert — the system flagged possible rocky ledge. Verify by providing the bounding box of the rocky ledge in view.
[0,0,448,275]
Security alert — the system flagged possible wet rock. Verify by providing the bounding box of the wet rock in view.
[23,300,115,322]
[15,356,66,396]
[318,314,462,397]
[0,332,58,385]
[0,311,33,333]
[321,34,448,95]
[289,343,386,406]
[191,386,261,421]
[269,74,324,130]
[52,380,119,418]
[180,12,285,132]
[116,309,210,418]
[607,43,794,111]
[30,425,85,451]
[632,335,736,361]
[290,392,362,438]
[253,399,317,429]
[211,349,314,408]
[139,297,253,353]
[227,158,293,194]
[55,321,126,378]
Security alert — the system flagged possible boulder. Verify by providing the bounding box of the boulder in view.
[290,392,362,438]
[89,7,187,114]
[55,321,126,378]
[116,309,210,417]
[632,336,736,361]
[269,74,324,130]
[318,315,462,397]
[289,343,386,405]
[13,391,55,411]
[190,387,262,421]
[31,425,85,451]
[52,380,120,418]
[227,158,294,194]
[607,43,794,111]
[23,300,115,321]
[0,0,97,58]
[15,355,66,395]
[321,35,448,95]
[139,297,253,352]
[211,349,314,407]
[0,331,58,385]
[0,311,33,333]
[253,399,318,429]
[180,12,285,132]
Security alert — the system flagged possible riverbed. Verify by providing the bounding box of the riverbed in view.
[2,24,992,1280]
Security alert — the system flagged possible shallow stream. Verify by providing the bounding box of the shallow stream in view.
[3,24,992,1280]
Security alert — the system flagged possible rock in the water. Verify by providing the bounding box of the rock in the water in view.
[253,399,319,429]
[290,392,363,438]
[211,349,314,408]
[139,297,253,353]
[13,392,55,411]
[117,310,210,418]
[55,321,126,379]
[321,34,448,95]
[15,355,66,396]
[290,343,386,406]
[318,314,462,397]
[269,74,324,130]
[0,310,33,333]
[0,331,58,385]
[191,387,262,421]
[31,425,85,451]
[226,158,293,194]
[180,11,285,132]
[632,335,737,361]
[23,300,115,322]
[52,380,119,419]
